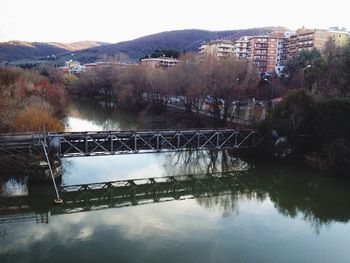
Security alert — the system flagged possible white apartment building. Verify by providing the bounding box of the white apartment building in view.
[233,36,250,59]
[199,40,235,58]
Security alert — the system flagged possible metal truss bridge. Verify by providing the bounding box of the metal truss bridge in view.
[0,128,264,158]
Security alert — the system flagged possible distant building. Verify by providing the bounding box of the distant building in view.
[233,36,250,59]
[59,59,86,74]
[329,30,350,46]
[84,62,136,73]
[58,66,70,73]
[84,63,98,72]
[140,57,179,68]
[247,31,289,75]
[199,40,235,58]
[65,59,80,68]
[69,65,86,74]
[196,27,349,76]
[288,27,350,57]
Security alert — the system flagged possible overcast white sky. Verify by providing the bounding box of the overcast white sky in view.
[0,0,349,43]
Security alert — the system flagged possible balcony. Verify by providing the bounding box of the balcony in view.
[254,45,268,49]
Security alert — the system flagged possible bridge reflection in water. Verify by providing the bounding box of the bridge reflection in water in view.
[0,171,249,222]
[55,172,248,214]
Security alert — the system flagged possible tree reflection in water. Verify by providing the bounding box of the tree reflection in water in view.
[66,98,140,131]
[163,149,251,176]
[160,149,350,232]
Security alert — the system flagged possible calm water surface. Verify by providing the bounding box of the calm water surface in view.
[1,99,350,263]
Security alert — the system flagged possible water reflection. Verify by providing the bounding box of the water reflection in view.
[2,166,350,262]
[2,164,350,231]
[61,150,251,185]
[65,99,140,131]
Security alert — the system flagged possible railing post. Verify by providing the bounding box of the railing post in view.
[134,133,137,152]
[85,136,89,156]
[156,132,160,151]
[216,132,220,149]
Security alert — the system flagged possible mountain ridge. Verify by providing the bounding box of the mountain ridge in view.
[0,40,109,62]
[0,27,289,63]
[70,27,288,63]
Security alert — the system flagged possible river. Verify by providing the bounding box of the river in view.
[1,99,350,263]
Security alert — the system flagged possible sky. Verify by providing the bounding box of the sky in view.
[0,0,349,43]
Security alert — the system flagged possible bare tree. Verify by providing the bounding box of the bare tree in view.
[117,65,148,109]
[143,67,170,112]
[200,54,259,125]
[168,53,203,114]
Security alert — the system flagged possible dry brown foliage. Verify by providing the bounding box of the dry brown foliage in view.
[10,105,64,132]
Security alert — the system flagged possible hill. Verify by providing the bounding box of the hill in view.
[0,27,288,64]
[69,27,288,63]
[0,41,108,62]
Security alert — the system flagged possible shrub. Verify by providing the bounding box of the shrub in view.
[10,104,64,132]
[306,138,350,176]
[268,89,313,136]
[61,73,78,89]
[304,97,350,144]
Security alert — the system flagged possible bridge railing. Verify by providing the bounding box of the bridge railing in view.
[0,133,45,150]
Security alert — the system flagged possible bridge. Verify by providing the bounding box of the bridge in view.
[0,171,250,224]
[0,128,264,158]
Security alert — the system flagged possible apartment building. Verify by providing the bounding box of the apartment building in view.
[140,57,179,68]
[288,28,349,57]
[275,32,290,74]
[330,30,350,46]
[233,36,250,59]
[199,40,235,58]
[248,32,289,75]
[197,27,348,76]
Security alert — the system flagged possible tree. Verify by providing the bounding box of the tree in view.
[282,49,326,91]
[149,49,180,59]
[143,67,170,112]
[167,53,203,114]
[200,55,259,125]
[61,73,78,90]
[117,65,148,109]
[340,42,350,95]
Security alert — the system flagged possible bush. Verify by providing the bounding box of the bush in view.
[61,73,78,89]
[268,89,313,136]
[306,138,350,176]
[304,97,350,144]
[269,91,350,175]
[10,104,64,132]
